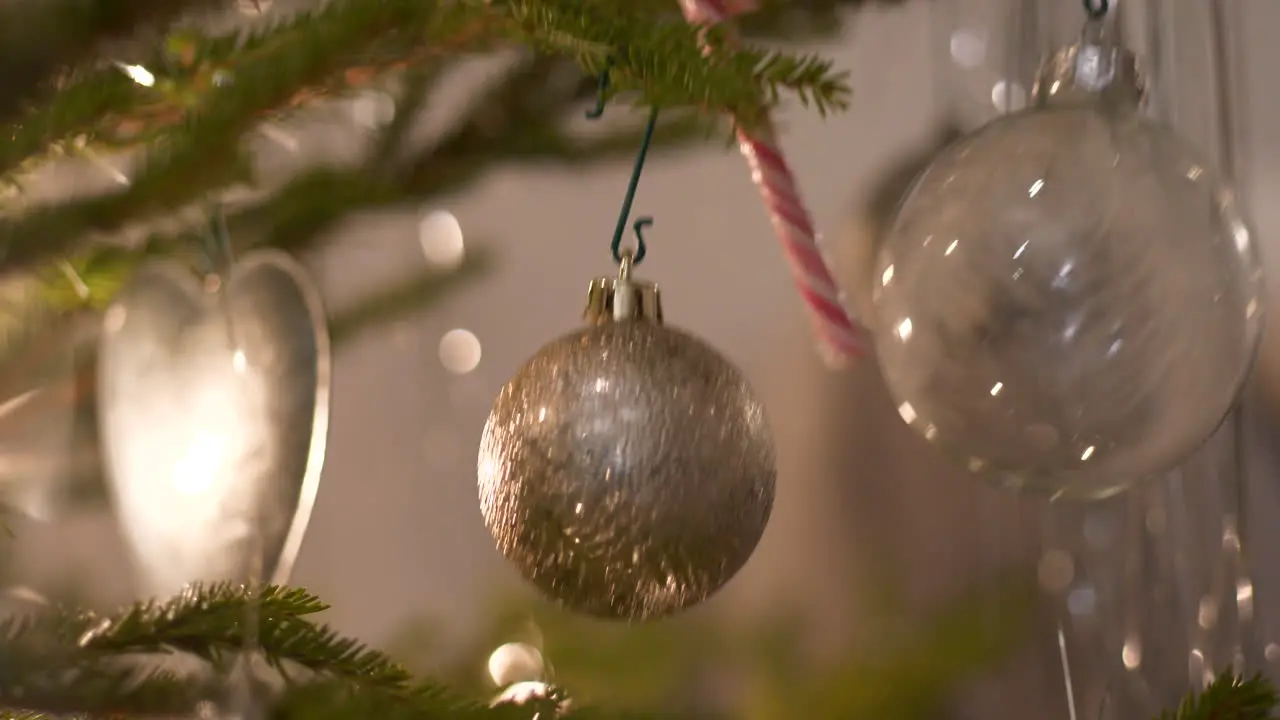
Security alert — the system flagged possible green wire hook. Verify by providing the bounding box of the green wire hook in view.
[587,67,658,265]
[585,67,610,120]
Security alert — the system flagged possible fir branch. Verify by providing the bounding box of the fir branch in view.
[3,583,322,656]
[74,584,411,689]
[1156,671,1278,720]
[0,0,846,194]
[370,68,438,170]
[0,67,141,180]
[498,0,849,118]
[0,664,207,718]
[0,583,1266,720]
[0,582,404,693]
[0,0,850,282]
[0,584,642,719]
[0,0,222,126]
[0,0,487,267]
[38,60,703,311]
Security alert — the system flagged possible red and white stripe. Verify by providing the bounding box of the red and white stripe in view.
[679,0,867,366]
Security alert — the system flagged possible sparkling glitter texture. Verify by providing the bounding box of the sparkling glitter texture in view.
[478,320,775,620]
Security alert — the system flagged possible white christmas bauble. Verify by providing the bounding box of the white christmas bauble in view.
[872,42,1263,499]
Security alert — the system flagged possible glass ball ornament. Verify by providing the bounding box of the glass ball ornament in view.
[478,257,775,620]
[872,32,1264,499]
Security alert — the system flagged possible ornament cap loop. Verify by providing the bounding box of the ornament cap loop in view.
[584,252,663,324]
[1032,29,1144,113]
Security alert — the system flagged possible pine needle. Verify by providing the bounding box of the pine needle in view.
[1155,671,1278,720]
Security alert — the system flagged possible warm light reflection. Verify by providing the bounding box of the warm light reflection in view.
[1234,222,1252,254]
[880,264,895,287]
[86,152,131,186]
[260,125,300,154]
[1028,178,1044,198]
[989,382,1003,397]
[1237,579,1255,620]
[895,318,913,341]
[991,80,1026,112]
[104,305,128,333]
[1122,637,1142,669]
[419,210,466,269]
[949,30,985,68]
[106,341,268,596]
[1198,596,1219,629]
[945,239,959,255]
[173,430,226,495]
[897,402,917,424]
[1189,648,1207,680]
[439,329,481,374]
[117,63,155,87]
[487,642,545,687]
[1080,445,1095,461]
[353,92,395,129]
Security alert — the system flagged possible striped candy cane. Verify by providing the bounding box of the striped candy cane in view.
[680,0,867,366]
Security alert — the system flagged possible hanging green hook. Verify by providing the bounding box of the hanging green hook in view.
[586,67,658,266]
[607,106,658,265]
[585,66,611,120]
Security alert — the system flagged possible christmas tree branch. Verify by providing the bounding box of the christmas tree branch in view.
[0,584,411,717]
[1156,672,1278,720]
[0,583,1270,719]
[0,584,659,719]
[31,56,710,314]
[0,0,847,358]
[0,0,224,127]
[0,0,840,276]
[0,0,845,188]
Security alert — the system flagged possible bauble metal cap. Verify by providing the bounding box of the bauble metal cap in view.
[583,251,663,324]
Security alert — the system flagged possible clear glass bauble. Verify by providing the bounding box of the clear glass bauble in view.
[872,97,1263,499]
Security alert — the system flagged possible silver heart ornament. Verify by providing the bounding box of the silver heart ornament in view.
[97,251,330,598]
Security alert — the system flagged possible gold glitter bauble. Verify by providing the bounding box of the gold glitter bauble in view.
[478,268,775,620]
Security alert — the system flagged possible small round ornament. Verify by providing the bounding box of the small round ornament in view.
[872,20,1263,499]
[478,254,776,620]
